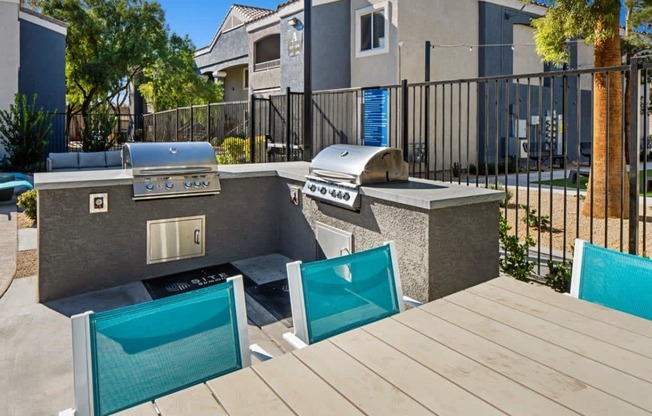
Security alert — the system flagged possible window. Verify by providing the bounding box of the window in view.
[356,3,389,57]
[254,34,281,71]
[243,68,249,89]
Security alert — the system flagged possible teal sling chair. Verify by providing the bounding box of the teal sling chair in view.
[571,239,652,321]
[61,276,251,416]
[283,241,412,349]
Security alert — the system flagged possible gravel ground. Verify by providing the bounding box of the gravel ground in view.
[16,212,37,278]
[504,187,652,256]
[17,212,34,229]
[15,250,37,279]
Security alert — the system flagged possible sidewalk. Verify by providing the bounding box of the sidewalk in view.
[0,198,18,299]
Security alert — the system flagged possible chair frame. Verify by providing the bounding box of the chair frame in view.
[284,241,406,349]
[63,275,250,416]
[569,239,585,298]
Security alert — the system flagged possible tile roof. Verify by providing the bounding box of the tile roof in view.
[232,4,275,22]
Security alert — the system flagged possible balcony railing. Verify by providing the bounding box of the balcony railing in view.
[254,59,280,72]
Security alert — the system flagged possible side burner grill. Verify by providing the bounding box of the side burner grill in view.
[123,142,220,200]
[303,145,408,210]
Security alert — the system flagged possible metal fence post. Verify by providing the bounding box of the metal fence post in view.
[401,79,409,162]
[286,87,292,161]
[207,103,211,144]
[190,105,194,141]
[629,58,641,255]
[249,94,256,163]
[176,107,179,141]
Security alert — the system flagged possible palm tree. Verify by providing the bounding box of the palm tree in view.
[531,0,629,219]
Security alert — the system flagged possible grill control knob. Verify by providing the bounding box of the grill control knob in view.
[320,187,327,195]
[336,191,343,199]
[165,181,173,189]
[330,189,337,197]
[202,179,210,187]
[145,183,154,191]
[309,184,317,192]
[193,180,201,188]
[184,181,192,188]
[343,192,350,201]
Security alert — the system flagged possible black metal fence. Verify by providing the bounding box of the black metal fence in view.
[49,112,140,153]
[136,61,652,267]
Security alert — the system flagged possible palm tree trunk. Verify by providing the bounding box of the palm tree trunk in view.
[582,15,630,219]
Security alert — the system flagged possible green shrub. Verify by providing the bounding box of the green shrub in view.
[452,162,461,178]
[217,136,268,165]
[17,189,37,221]
[499,217,535,281]
[520,205,550,229]
[81,112,118,152]
[0,94,53,172]
[546,259,572,293]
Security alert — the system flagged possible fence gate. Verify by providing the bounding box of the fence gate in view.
[251,90,304,163]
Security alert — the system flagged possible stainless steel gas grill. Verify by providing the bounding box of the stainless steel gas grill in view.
[303,144,409,211]
[123,142,220,200]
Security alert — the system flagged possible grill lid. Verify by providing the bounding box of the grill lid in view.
[122,142,220,200]
[308,144,408,185]
[123,142,217,176]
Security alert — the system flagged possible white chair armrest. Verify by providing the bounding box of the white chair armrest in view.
[250,343,273,362]
[283,332,308,350]
[403,295,422,308]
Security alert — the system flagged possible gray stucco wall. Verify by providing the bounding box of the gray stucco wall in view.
[38,174,500,303]
[476,2,591,165]
[280,2,351,92]
[195,25,249,75]
[223,65,248,102]
[38,177,281,301]
[277,178,499,303]
[249,25,282,93]
[19,19,66,154]
[428,203,498,299]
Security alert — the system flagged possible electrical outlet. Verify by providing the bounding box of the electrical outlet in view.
[89,193,108,213]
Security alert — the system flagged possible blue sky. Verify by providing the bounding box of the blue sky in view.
[157,0,281,48]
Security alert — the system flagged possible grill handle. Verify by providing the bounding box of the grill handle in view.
[194,229,201,245]
[138,166,214,175]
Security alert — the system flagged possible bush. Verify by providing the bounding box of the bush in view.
[546,259,572,293]
[17,189,37,221]
[520,205,550,229]
[499,217,535,281]
[0,94,53,172]
[216,136,268,165]
[81,112,118,152]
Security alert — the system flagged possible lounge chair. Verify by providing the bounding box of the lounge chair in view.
[284,241,419,349]
[571,239,652,320]
[60,276,253,416]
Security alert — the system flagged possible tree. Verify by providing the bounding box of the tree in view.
[530,0,627,219]
[138,33,223,111]
[37,0,168,119]
[0,94,53,172]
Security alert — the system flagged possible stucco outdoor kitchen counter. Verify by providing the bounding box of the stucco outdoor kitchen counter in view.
[35,161,505,210]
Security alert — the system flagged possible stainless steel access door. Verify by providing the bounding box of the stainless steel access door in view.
[147,215,205,264]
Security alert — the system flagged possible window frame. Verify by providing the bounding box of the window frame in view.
[355,2,389,58]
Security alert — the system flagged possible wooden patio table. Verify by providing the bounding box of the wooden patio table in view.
[115,276,652,416]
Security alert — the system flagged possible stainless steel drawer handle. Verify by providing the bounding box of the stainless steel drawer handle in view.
[194,229,201,245]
